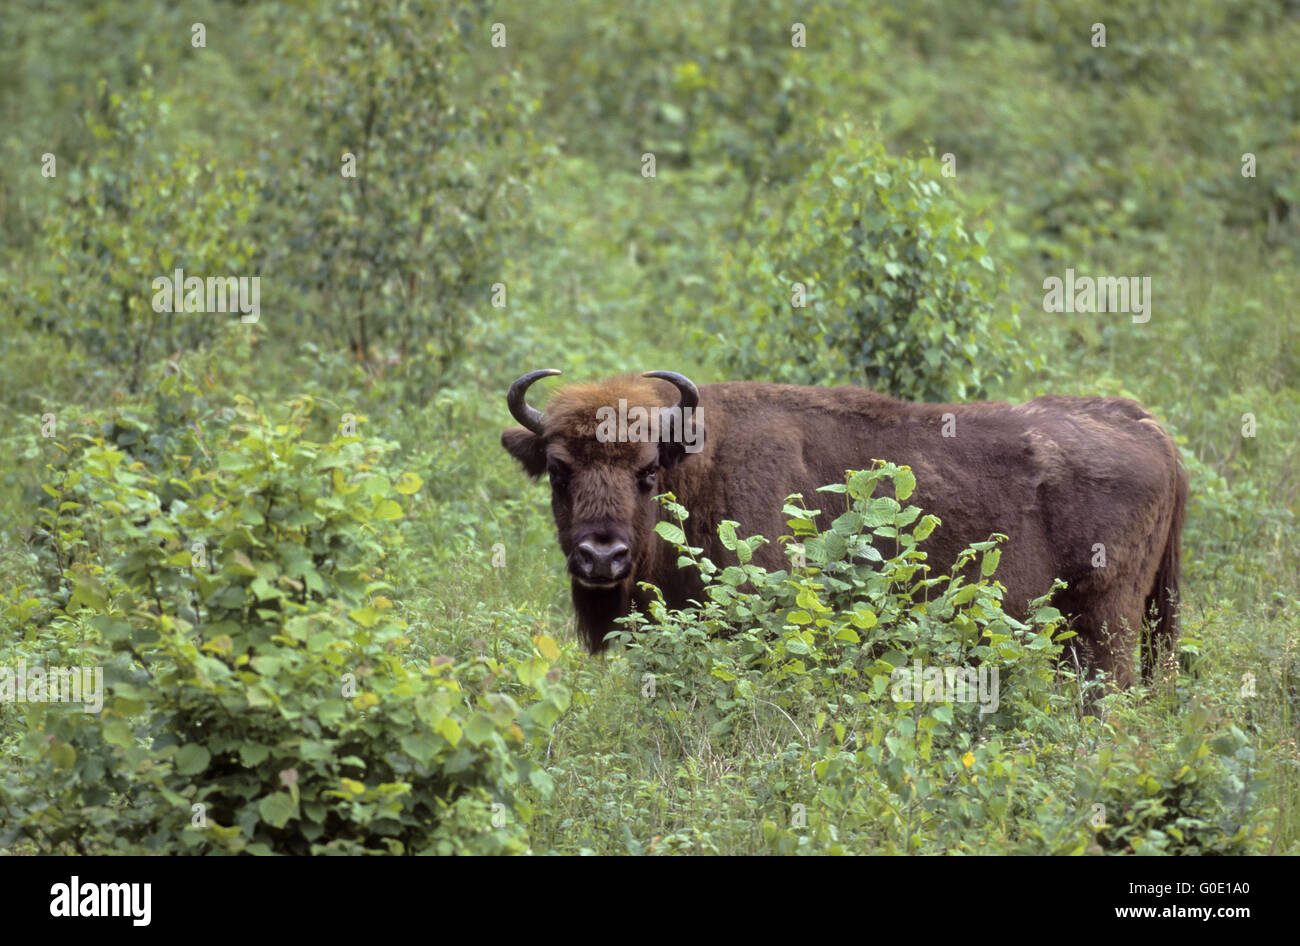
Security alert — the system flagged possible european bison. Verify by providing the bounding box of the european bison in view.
[501,369,1188,687]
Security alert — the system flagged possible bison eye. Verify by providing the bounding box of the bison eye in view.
[637,466,658,491]
[548,464,570,491]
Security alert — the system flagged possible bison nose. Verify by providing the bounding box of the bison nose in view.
[573,539,631,581]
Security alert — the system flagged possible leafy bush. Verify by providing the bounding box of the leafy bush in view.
[265,0,546,388]
[608,464,1268,853]
[615,463,1063,851]
[2,0,1294,857]
[12,69,263,393]
[1080,706,1267,855]
[1182,450,1297,602]
[0,379,568,853]
[707,125,1023,401]
[527,0,840,184]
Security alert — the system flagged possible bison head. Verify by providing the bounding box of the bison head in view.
[501,370,705,651]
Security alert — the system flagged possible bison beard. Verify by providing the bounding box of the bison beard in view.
[571,582,633,650]
[501,371,1189,689]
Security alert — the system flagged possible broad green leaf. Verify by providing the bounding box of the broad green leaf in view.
[894,467,916,500]
[394,472,424,495]
[175,744,211,776]
[655,521,686,546]
[259,792,296,828]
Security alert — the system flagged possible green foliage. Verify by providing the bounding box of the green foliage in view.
[1182,450,1297,600]
[0,378,568,853]
[1,0,1296,856]
[528,0,823,177]
[709,126,1023,400]
[13,69,263,392]
[0,0,181,252]
[604,465,1268,854]
[266,0,547,386]
[1080,705,1266,855]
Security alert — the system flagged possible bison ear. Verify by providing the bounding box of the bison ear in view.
[657,413,706,469]
[501,427,547,477]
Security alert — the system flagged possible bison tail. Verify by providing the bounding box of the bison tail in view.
[1143,459,1188,683]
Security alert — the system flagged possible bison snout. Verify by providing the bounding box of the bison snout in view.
[572,538,631,584]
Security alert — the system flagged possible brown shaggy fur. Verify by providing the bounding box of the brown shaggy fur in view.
[502,375,1188,688]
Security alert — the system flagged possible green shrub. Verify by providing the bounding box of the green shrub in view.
[609,464,1267,853]
[1080,706,1268,855]
[264,0,547,390]
[13,69,263,393]
[1182,450,1297,602]
[614,463,1065,851]
[0,379,568,853]
[525,0,845,184]
[707,126,1023,401]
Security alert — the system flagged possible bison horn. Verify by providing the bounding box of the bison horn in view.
[643,370,699,412]
[507,369,561,434]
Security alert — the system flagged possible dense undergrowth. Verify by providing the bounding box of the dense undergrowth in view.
[1,0,1297,853]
